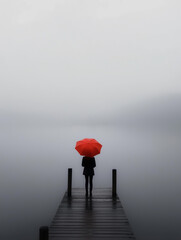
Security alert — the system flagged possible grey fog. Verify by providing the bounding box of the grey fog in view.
[0,1,181,240]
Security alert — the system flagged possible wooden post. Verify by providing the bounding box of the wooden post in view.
[67,168,72,197]
[39,226,49,240]
[112,169,117,197]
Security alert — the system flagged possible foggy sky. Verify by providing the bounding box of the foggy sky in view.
[1,2,181,240]
[1,0,181,121]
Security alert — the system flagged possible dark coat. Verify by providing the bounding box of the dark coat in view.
[82,156,96,176]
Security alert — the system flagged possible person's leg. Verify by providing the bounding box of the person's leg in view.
[85,175,88,196]
[90,175,93,196]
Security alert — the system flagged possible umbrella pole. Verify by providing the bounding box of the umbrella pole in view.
[112,169,117,198]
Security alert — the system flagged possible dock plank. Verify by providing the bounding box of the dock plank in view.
[49,188,135,240]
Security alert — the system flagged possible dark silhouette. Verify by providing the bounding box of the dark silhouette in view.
[82,156,96,197]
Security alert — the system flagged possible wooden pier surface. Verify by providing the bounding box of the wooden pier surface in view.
[49,188,136,240]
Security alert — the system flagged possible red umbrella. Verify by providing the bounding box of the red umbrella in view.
[75,138,102,157]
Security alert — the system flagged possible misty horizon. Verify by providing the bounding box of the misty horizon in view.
[1,1,181,240]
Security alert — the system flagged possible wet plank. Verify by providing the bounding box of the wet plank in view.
[49,188,136,239]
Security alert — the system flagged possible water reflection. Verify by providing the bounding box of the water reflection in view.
[0,124,181,240]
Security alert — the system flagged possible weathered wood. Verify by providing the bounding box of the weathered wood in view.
[39,226,49,240]
[112,169,117,197]
[67,168,72,197]
[49,188,136,239]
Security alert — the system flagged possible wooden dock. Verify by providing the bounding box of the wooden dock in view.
[39,169,136,240]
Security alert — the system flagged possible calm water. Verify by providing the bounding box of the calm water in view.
[0,124,181,240]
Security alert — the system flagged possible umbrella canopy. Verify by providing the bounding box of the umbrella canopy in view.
[75,138,102,157]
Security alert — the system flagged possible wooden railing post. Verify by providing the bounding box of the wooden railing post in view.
[67,168,72,197]
[39,226,49,240]
[112,169,117,197]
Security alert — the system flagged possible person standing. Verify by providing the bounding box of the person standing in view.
[82,156,96,197]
